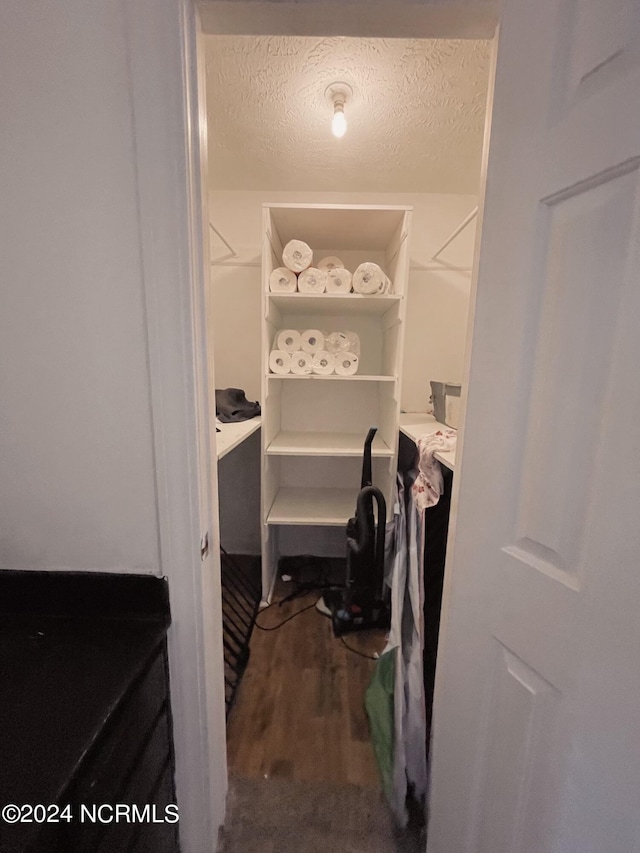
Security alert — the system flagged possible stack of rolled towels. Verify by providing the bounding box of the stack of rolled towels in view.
[269,240,392,295]
[269,329,361,376]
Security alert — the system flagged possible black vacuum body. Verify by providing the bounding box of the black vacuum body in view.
[323,427,390,636]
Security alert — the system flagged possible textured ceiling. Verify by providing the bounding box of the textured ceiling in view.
[205,35,491,194]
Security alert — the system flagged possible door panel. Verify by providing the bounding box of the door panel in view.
[515,165,638,585]
[476,645,560,853]
[428,0,640,851]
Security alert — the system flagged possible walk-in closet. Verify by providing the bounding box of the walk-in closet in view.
[205,30,491,850]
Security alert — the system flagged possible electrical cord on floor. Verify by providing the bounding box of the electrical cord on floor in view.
[253,579,382,656]
[253,598,321,631]
[339,635,380,661]
[253,555,340,632]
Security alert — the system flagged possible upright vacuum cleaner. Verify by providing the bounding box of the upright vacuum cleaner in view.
[320,427,389,636]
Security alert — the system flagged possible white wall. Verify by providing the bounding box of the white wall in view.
[0,1,159,573]
[1,4,229,849]
[209,190,477,411]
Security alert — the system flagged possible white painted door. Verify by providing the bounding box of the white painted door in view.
[428,1,640,852]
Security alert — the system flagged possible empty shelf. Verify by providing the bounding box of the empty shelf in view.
[267,293,401,316]
[266,487,359,526]
[266,204,408,250]
[266,430,394,457]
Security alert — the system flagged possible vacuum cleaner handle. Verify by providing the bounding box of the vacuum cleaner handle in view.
[361,426,377,488]
[347,486,386,562]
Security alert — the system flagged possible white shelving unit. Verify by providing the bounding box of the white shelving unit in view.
[260,203,412,601]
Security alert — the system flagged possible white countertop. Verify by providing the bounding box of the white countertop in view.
[398,413,457,471]
[216,417,261,460]
[215,413,454,470]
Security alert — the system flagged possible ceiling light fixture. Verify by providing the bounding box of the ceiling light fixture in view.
[325,83,353,139]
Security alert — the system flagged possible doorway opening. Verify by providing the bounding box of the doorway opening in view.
[195,7,497,849]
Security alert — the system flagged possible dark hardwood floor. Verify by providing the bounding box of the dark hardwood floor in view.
[226,567,387,788]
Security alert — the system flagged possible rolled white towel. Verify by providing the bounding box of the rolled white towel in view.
[269,267,297,293]
[290,351,313,375]
[353,262,388,295]
[298,267,327,294]
[325,268,353,294]
[276,329,302,353]
[312,351,335,376]
[300,329,325,354]
[269,350,292,375]
[317,256,345,272]
[334,352,359,376]
[282,239,312,273]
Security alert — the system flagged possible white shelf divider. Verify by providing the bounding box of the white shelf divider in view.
[267,486,360,526]
[268,292,402,317]
[266,430,394,457]
[266,373,396,382]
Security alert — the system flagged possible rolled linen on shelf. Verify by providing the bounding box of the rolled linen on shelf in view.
[300,329,325,354]
[290,351,313,375]
[269,267,297,293]
[298,267,327,294]
[312,351,335,376]
[353,262,388,295]
[276,329,302,353]
[282,239,313,273]
[334,352,359,376]
[269,350,292,375]
[317,256,345,272]
[325,268,353,294]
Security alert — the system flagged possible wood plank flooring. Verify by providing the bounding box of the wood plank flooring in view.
[226,575,388,789]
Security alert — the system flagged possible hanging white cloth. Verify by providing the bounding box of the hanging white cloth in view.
[403,493,427,800]
[384,475,408,824]
[382,473,428,826]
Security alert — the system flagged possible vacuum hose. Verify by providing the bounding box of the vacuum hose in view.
[347,486,386,598]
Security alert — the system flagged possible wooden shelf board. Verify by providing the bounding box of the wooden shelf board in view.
[266,487,359,526]
[266,430,394,457]
[267,293,401,316]
[266,373,395,382]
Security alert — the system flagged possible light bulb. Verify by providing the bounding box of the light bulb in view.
[332,107,347,138]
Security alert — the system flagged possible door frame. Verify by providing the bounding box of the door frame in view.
[130,1,500,849]
[125,0,227,849]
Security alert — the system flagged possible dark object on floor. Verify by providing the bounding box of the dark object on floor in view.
[322,427,389,636]
[215,388,261,423]
[277,553,353,601]
[218,776,423,853]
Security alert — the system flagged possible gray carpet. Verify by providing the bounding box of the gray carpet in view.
[218,776,424,853]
